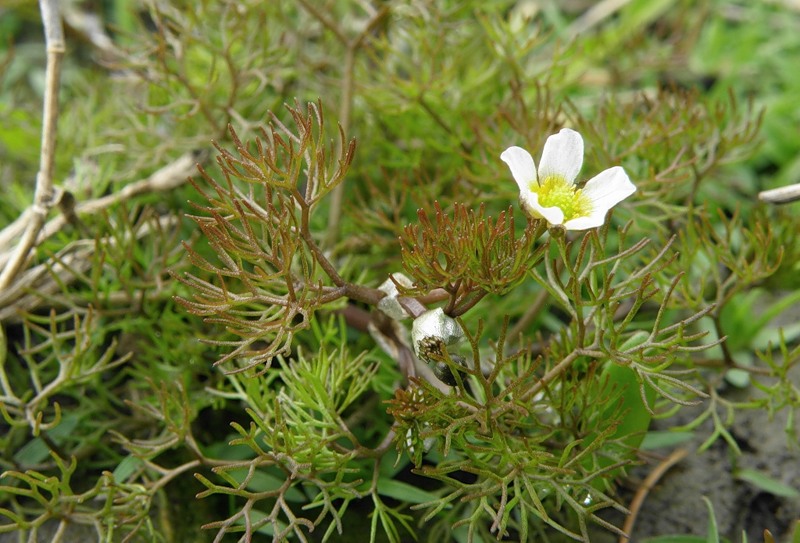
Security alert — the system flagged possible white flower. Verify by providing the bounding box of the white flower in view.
[500,128,636,230]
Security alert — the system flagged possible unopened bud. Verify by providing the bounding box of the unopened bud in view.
[411,308,465,363]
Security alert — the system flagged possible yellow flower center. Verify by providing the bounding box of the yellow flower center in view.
[530,175,593,221]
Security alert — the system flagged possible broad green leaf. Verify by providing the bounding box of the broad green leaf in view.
[642,536,732,543]
[735,468,800,499]
[112,455,144,483]
[377,477,439,505]
[643,537,712,543]
[227,469,305,502]
[641,431,695,450]
[12,413,81,465]
[583,361,656,489]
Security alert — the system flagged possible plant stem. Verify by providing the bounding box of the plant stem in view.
[521,350,581,402]
[0,0,64,291]
[619,448,688,543]
[295,0,388,249]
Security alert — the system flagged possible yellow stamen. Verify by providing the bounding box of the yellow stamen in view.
[531,175,593,221]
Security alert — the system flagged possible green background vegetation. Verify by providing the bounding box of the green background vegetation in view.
[1,1,799,542]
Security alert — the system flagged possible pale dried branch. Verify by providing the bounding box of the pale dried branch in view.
[566,0,633,38]
[0,151,203,271]
[619,448,689,543]
[0,214,180,322]
[0,0,65,291]
[758,182,800,204]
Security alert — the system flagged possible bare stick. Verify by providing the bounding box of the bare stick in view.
[758,183,800,204]
[0,215,180,322]
[0,152,202,270]
[566,0,634,38]
[0,0,65,291]
[619,448,689,543]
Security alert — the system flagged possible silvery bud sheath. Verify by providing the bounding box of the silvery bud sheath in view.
[376,273,414,321]
[411,308,466,386]
[369,273,416,378]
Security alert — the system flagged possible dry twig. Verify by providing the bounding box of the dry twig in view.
[0,152,203,321]
[0,152,204,271]
[0,215,181,322]
[619,448,689,543]
[0,0,65,291]
[758,182,800,204]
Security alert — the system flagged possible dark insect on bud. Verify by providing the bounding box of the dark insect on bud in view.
[412,309,467,386]
[432,354,467,386]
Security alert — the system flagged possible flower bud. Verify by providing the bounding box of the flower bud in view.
[411,308,465,363]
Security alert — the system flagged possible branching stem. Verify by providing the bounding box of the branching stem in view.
[521,349,586,403]
[297,0,389,248]
[298,196,385,305]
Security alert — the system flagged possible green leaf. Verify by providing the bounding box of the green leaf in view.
[235,508,276,536]
[641,431,694,450]
[12,413,81,465]
[227,469,305,502]
[735,468,800,499]
[703,496,719,543]
[112,455,144,483]
[619,0,678,32]
[644,536,732,543]
[376,477,439,505]
[724,368,751,388]
[583,361,656,489]
[603,363,656,448]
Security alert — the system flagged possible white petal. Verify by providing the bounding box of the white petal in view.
[582,166,636,211]
[538,128,584,184]
[520,191,565,225]
[500,146,537,193]
[563,166,636,230]
[562,213,607,231]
